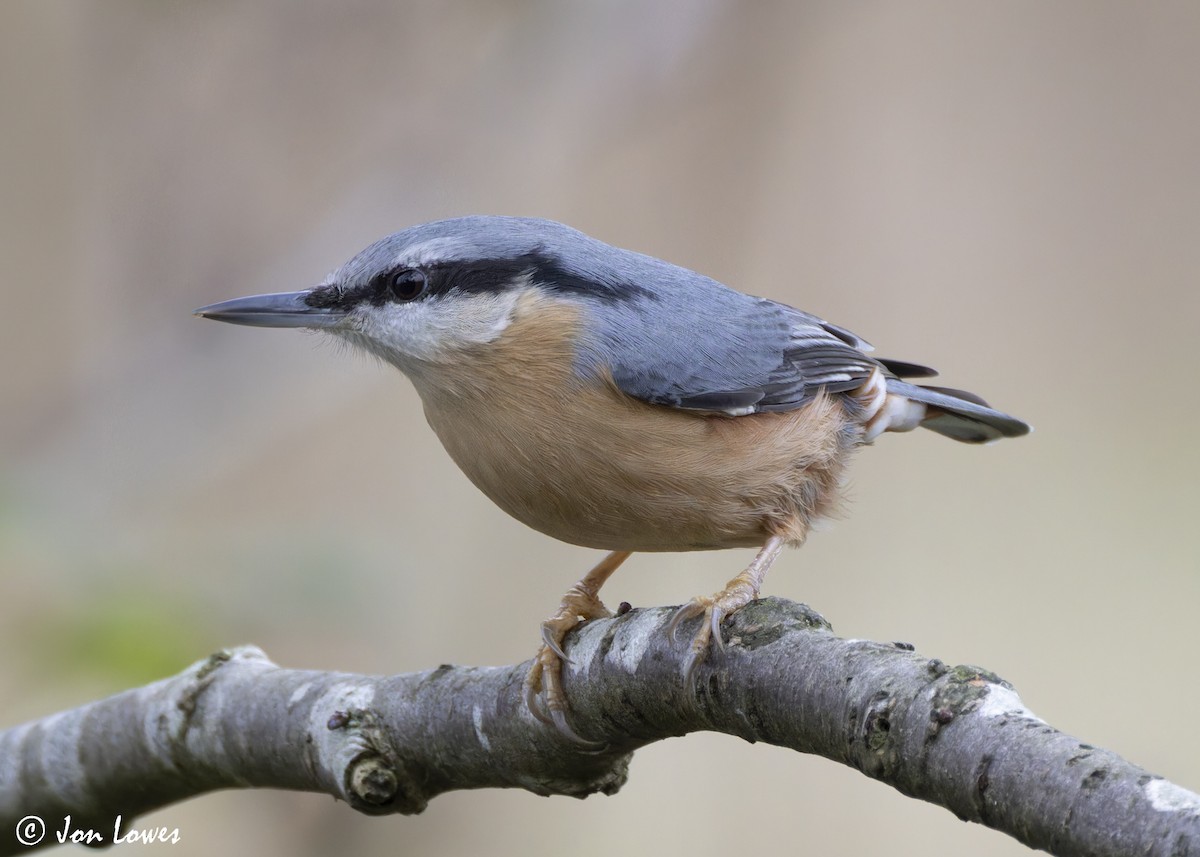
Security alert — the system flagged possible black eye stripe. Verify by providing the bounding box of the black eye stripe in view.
[353,259,531,304]
[304,283,353,310]
[432,258,532,295]
[304,247,655,311]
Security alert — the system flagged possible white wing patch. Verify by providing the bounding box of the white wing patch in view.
[721,405,758,417]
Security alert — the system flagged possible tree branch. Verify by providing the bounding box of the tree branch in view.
[2,598,1197,855]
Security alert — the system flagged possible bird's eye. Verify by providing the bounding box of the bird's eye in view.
[389,269,428,302]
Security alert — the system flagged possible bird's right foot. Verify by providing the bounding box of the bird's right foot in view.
[666,536,786,685]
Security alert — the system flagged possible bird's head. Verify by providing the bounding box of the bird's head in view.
[195,216,647,377]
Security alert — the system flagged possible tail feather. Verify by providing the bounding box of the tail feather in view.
[885,379,1031,443]
[875,358,939,379]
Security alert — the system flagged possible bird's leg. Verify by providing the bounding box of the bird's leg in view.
[524,550,631,743]
[667,535,786,684]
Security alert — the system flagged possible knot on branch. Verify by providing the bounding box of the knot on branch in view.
[327,706,427,815]
[347,754,403,810]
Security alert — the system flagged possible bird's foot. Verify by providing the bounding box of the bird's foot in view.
[523,583,613,748]
[667,571,762,686]
[666,537,785,684]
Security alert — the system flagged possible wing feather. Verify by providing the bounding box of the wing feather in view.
[605,296,879,415]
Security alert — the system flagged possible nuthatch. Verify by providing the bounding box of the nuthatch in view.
[197,216,1029,741]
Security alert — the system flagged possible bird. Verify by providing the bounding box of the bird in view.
[196,215,1029,743]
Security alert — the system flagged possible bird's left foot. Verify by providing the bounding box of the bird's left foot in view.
[523,586,611,747]
[522,550,631,747]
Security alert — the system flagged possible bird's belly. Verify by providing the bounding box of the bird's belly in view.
[420,380,858,552]
[443,435,769,552]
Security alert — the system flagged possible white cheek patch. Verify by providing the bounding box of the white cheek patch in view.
[340,289,524,367]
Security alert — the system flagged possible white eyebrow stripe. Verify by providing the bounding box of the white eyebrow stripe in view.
[395,237,474,268]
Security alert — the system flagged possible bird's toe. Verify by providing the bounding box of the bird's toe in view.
[521,589,613,747]
[523,646,605,748]
[666,598,708,645]
[670,573,763,685]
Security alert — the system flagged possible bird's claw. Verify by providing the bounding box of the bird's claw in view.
[666,601,698,645]
[710,605,727,653]
[669,567,765,686]
[523,653,607,750]
[550,707,608,752]
[523,586,612,748]
[540,622,571,664]
[523,666,554,727]
[669,597,727,685]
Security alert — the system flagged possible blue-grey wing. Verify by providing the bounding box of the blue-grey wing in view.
[600,294,885,415]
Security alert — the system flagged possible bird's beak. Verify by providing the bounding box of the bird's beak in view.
[193,290,345,329]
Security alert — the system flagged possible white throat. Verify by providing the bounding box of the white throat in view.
[333,287,527,373]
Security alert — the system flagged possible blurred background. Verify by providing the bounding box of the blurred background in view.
[2,1,1197,854]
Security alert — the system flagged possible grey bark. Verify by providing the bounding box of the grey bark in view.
[1,598,1197,855]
